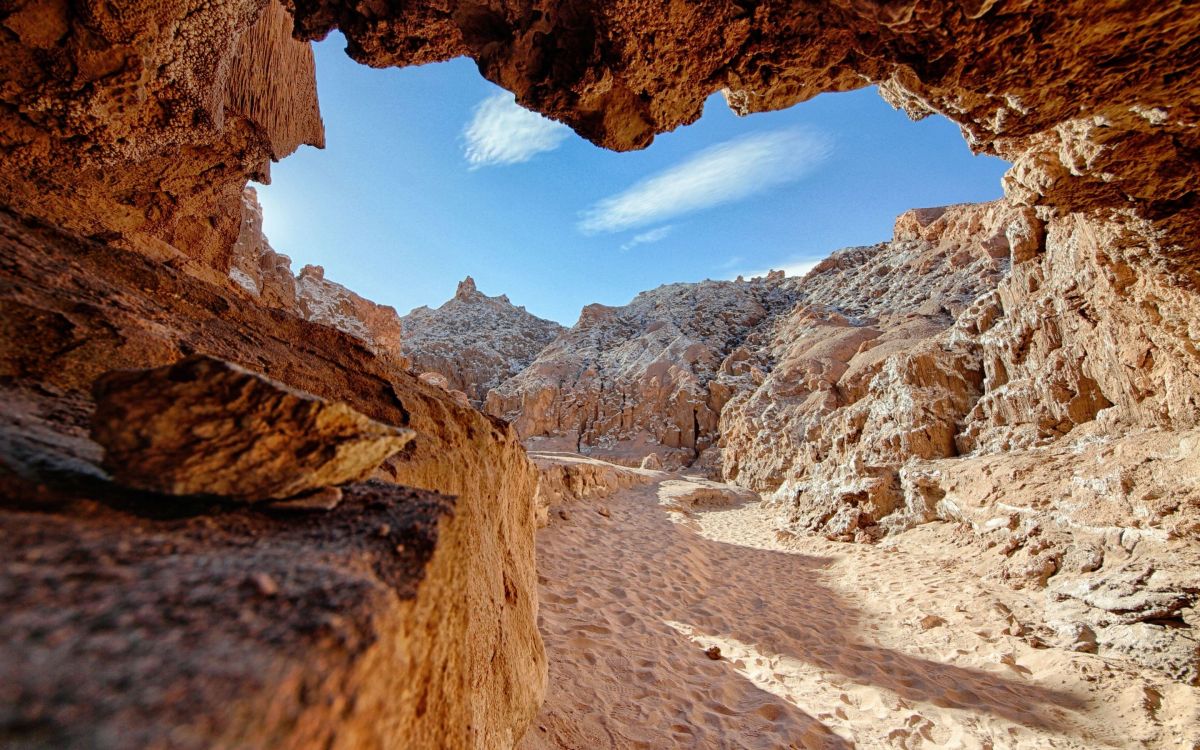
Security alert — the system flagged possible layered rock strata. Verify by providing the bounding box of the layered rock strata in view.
[402,277,564,404]
[0,208,546,746]
[486,273,802,468]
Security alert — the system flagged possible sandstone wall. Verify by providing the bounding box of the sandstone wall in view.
[0,208,546,747]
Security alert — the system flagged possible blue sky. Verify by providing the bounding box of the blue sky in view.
[256,33,1010,325]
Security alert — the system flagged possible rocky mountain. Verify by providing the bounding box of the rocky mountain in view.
[719,201,1016,500]
[485,273,802,468]
[230,187,405,362]
[401,277,564,404]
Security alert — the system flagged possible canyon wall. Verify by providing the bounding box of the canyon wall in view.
[0,0,325,271]
[0,206,546,746]
[402,277,564,404]
[486,274,802,468]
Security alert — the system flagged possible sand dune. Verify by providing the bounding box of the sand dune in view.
[522,463,1199,749]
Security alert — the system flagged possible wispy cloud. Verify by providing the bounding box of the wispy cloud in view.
[579,128,832,234]
[463,92,570,169]
[620,225,675,251]
[728,258,822,280]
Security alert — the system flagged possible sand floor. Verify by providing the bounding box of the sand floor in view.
[519,470,1199,749]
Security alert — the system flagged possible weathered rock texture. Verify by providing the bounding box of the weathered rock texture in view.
[0,208,545,747]
[0,0,324,271]
[402,277,564,404]
[720,201,1016,515]
[91,355,415,501]
[715,198,1200,682]
[486,273,802,469]
[231,188,406,360]
[285,1,1199,240]
[296,264,405,360]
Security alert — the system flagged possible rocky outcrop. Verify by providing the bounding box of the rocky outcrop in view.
[530,452,659,527]
[0,208,545,747]
[231,188,406,361]
[0,0,324,271]
[1,480,466,748]
[286,2,1199,242]
[719,201,1015,505]
[91,355,415,501]
[486,273,802,469]
[1,0,1199,714]
[296,264,405,361]
[402,277,564,404]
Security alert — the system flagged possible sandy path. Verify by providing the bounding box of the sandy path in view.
[520,470,1198,749]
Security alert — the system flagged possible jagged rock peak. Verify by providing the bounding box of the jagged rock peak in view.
[456,275,478,299]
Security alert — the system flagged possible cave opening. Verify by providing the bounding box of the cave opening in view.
[253,31,1011,327]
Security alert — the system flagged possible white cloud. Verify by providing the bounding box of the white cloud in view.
[620,225,675,251]
[463,92,570,169]
[728,258,821,281]
[579,128,832,234]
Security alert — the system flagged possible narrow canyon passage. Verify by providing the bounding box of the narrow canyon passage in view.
[523,469,1197,749]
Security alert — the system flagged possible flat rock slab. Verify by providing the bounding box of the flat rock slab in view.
[91,356,415,501]
[0,480,453,749]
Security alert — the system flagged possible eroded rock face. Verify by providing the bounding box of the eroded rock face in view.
[0,481,465,748]
[285,1,1199,239]
[296,264,406,360]
[0,0,324,270]
[0,208,545,747]
[91,355,415,501]
[402,277,564,404]
[719,202,1015,517]
[486,273,802,468]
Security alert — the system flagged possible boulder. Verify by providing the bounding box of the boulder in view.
[91,356,415,501]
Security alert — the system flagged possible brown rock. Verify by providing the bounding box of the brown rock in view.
[0,0,324,270]
[91,355,415,502]
[531,453,658,528]
[705,646,722,661]
[919,615,947,631]
[0,210,545,746]
[268,485,345,511]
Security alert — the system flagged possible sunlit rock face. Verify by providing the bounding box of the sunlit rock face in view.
[485,273,803,469]
[0,207,547,746]
[719,201,1015,501]
[0,0,1198,735]
[402,277,565,404]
